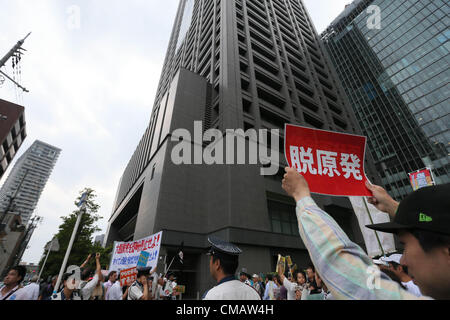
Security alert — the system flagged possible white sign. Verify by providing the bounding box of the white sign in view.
[45,237,60,252]
[349,197,396,257]
[109,231,163,272]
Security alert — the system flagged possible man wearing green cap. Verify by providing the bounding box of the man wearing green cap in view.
[282,167,450,300]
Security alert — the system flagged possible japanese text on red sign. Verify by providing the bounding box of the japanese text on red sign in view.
[290,146,363,180]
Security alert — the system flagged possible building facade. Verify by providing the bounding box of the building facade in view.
[0,213,25,275]
[106,0,381,298]
[321,0,449,200]
[0,99,26,180]
[0,140,61,226]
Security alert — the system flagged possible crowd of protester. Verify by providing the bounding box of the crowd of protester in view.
[0,251,424,301]
[0,253,181,300]
[1,170,448,300]
[232,254,423,301]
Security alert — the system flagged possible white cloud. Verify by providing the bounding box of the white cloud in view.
[0,0,177,263]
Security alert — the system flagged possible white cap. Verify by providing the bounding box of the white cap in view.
[252,274,259,278]
[373,259,389,266]
[381,254,402,264]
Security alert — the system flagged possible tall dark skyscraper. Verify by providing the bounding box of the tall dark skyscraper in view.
[106,0,380,297]
[321,0,449,200]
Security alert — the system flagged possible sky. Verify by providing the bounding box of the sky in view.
[0,0,352,264]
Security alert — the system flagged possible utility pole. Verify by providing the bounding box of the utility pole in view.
[1,215,41,278]
[0,33,31,92]
[10,215,42,267]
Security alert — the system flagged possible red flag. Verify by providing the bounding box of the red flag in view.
[284,124,372,197]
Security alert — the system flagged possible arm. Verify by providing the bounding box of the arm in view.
[282,168,427,300]
[80,254,101,298]
[141,277,149,300]
[95,253,102,280]
[122,286,129,300]
[281,277,296,294]
[80,254,92,269]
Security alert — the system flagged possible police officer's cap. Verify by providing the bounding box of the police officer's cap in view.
[207,236,242,256]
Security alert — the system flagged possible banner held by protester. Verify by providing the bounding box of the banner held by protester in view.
[119,267,138,287]
[110,231,163,272]
[408,168,435,191]
[284,124,372,197]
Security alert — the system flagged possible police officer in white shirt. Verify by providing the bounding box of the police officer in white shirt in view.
[203,236,260,300]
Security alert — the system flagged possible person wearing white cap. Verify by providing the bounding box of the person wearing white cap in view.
[372,258,389,269]
[252,274,263,298]
[382,254,422,297]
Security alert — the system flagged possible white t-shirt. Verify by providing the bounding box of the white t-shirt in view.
[283,278,297,301]
[0,285,29,300]
[105,281,122,300]
[23,282,40,300]
[79,274,99,300]
[402,280,422,297]
[127,282,144,300]
[203,280,261,300]
[155,284,164,300]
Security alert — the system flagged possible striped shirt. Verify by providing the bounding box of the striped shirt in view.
[296,197,431,300]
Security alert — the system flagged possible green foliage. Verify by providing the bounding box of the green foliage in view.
[38,188,112,280]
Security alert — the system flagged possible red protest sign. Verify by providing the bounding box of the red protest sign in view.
[284,124,372,197]
[119,267,137,287]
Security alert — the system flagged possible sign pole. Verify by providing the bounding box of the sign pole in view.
[37,240,54,282]
[52,192,89,297]
[428,167,437,186]
[362,197,385,257]
[164,256,176,278]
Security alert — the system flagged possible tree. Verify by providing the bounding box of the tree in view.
[38,188,111,280]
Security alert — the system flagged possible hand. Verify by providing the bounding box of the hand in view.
[86,254,92,260]
[365,182,399,217]
[95,253,100,260]
[282,167,311,202]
